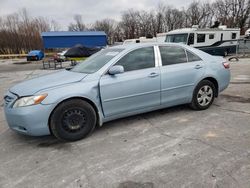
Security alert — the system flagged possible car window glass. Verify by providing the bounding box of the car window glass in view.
[188,33,194,45]
[197,34,206,43]
[166,34,188,44]
[209,34,214,39]
[116,47,155,72]
[186,50,202,62]
[71,48,124,73]
[232,33,236,39]
[159,46,187,66]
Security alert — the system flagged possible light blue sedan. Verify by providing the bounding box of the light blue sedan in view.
[4,43,230,141]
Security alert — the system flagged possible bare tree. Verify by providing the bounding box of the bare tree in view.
[213,0,250,33]
[137,11,156,37]
[120,9,157,39]
[0,9,51,54]
[163,6,186,31]
[92,19,117,44]
[120,9,140,39]
[68,14,86,31]
[155,3,167,33]
[113,22,124,42]
[185,1,213,28]
[50,20,61,31]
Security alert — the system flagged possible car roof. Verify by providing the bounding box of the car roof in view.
[110,42,188,50]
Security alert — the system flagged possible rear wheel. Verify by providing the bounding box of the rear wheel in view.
[50,99,96,141]
[189,80,215,110]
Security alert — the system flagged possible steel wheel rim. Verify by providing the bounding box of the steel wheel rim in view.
[197,85,213,107]
[62,109,86,133]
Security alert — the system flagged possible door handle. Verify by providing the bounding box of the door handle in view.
[148,72,159,78]
[194,65,203,69]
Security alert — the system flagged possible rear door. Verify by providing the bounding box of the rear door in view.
[158,45,205,105]
[99,46,161,117]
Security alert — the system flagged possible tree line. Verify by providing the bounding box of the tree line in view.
[0,0,250,54]
[0,9,60,54]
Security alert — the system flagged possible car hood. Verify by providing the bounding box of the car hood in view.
[10,70,88,96]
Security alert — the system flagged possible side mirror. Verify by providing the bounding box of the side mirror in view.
[108,65,124,75]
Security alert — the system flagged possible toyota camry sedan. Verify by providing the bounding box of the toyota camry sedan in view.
[4,43,230,141]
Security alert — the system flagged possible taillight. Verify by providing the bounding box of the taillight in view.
[222,62,230,69]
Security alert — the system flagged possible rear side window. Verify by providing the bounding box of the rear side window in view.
[186,50,202,62]
[116,47,155,72]
[197,34,206,43]
[159,46,187,66]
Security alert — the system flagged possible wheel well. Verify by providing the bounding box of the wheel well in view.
[202,77,219,97]
[48,97,99,133]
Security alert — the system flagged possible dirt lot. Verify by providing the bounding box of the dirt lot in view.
[0,59,250,188]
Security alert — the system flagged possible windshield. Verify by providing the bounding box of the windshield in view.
[165,34,188,44]
[71,48,124,73]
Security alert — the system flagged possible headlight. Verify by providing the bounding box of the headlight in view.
[13,94,48,108]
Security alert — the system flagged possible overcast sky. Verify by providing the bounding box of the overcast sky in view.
[0,0,205,30]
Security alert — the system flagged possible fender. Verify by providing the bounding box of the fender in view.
[36,80,105,126]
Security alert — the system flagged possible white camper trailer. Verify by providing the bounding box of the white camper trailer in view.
[123,37,157,45]
[245,28,250,38]
[165,25,240,56]
[123,38,140,45]
[156,33,168,42]
[123,34,167,44]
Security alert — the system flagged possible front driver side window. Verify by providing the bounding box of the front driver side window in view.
[116,47,155,72]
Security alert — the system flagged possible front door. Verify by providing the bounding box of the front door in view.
[100,47,161,117]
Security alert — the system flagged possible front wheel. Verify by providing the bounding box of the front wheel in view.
[189,80,215,110]
[50,99,96,141]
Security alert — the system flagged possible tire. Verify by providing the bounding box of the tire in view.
[189,80,215,110]
[50,99,96,141]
